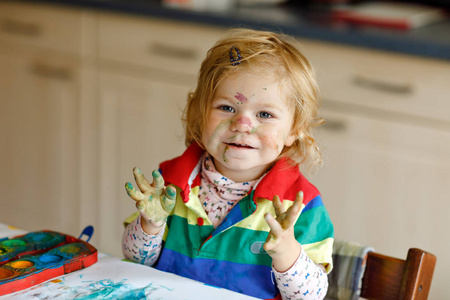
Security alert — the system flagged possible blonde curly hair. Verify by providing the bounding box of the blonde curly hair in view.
[183,28,323,167]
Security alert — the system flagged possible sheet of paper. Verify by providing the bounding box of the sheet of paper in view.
[0,224,258,300]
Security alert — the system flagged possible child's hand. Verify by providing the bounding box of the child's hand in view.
[263,191,303,272]
[125,168,176,233]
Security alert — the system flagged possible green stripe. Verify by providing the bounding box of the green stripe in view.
[164,200,333,266]
[238,192,257,217]
[165,215,272,266]
[296,205,334,245]
[201,227,272,266]
[166,215,214,250]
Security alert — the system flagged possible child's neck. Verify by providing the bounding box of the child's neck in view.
[211,157,273,183]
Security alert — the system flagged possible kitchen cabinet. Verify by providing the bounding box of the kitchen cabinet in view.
[297,39,450,299]
[96,71,191,256]
[95,13,225,256]
[0,2,96,240]
[310,108,450,249]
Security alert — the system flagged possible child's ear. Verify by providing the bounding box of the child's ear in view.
[284,130,297,147]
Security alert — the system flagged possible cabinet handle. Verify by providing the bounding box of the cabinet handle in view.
[353,74,413,95]
[149,42,197,60]
[1,19,42,37]
[322,119,347,132]
[31,64,72,81]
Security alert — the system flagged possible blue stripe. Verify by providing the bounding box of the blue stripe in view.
[211,203,243,237]
[155,248,277,299]
[303,195,323,212]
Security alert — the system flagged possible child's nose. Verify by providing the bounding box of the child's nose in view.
[231,116,254,133]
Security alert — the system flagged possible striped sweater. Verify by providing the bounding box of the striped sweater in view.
[148,143,334,299]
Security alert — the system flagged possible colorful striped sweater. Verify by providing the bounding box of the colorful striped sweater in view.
[147,143,334,299]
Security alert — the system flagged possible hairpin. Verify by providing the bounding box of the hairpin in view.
[229,46,242,66]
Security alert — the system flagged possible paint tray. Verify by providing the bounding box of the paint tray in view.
[0,230,97,296]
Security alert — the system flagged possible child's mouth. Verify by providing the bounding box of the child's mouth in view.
[226,143,255,149]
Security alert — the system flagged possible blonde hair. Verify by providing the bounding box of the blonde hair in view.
[183,28,323,167]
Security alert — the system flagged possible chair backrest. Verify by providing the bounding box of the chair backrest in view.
[360,248,436,300]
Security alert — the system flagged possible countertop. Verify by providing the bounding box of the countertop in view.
[7,0,450,61]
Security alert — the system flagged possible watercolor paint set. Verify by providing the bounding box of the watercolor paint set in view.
[0,230,97,296]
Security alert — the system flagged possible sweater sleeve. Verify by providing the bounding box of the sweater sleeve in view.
[122,214,165,266]
[273,247,328,300]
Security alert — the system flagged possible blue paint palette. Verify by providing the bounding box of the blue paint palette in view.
[0,231,65,265]
[0,230,97,296]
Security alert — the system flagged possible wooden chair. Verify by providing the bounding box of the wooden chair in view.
[360,248,437,300]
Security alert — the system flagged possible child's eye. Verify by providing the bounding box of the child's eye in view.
[219,105,235,113]
[257,111,274,119]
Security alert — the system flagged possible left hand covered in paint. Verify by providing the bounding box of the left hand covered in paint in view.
[263,191,303,272]
[125,168,176,234]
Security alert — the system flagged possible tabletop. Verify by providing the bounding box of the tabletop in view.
[0,224,258,300]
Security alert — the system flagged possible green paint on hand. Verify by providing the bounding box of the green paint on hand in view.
[166,186,176,198]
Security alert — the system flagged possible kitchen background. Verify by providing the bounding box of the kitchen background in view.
[0,0,449,298]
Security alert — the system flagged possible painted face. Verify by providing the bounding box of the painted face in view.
[202,71,296,182]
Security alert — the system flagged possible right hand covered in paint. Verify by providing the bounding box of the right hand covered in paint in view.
[125,168,176,234]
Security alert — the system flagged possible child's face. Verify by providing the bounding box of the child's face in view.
[202,71,296,182]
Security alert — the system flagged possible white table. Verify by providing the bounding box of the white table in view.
[0,224,258,299]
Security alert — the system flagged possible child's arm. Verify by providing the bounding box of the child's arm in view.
[273,249,328,299]
[263,192,329,299]
[263,191,303,272]
[125,167,176,235]
[122,214,164,266]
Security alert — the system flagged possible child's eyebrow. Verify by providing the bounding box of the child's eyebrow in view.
[256,101,285,111]
[212,95,237,102]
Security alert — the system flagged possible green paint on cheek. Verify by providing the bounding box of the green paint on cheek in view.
[210,120,232,143]
[223,145,229,163]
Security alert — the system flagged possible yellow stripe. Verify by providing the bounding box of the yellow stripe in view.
[302,237,334,273]
[235,198,306,231]
[171,186,211,226]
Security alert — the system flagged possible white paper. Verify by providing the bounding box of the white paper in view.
[0,225,258,300]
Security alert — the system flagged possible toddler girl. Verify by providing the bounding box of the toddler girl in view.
[123,28,334,300]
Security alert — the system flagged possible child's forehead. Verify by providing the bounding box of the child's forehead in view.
[218,70,278,90]
[216,70,291,99]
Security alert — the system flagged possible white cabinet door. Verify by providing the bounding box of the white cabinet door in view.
[0,49,81,236]
[97,70,192,256]
[305,108,450,299]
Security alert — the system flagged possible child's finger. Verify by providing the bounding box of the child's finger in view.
[149,170,164,196]
[295,191,304,207]
[125,182,145,202]
[133,167,151,193]
[162,185,176,212]
[272,195,285,217]
[292,191,304,217]
[281,192,304,227]
[136,199,147,214]
[264,212,283,238]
